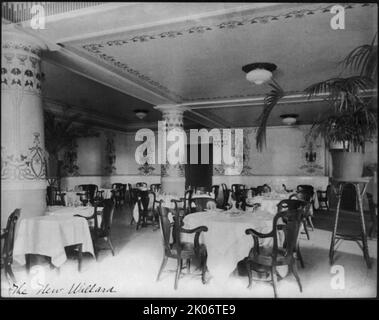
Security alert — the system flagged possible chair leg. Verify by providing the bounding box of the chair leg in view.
[107,237,115,256]
[5,263,16,283]
[303,221,310,240]
[297,247,305,269]
[307,216,314,231]
[174,258,182,290]
[246,260,253,289]
[291,260,303,293]
[271,266,278,298]
[77,244,83,272]
[186,259,190,274]
[156,256,168,282]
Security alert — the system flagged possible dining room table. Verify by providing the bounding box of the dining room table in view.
[182,208,282,282]
[13,212,95,269]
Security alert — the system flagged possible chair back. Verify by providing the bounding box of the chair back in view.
[184,189,193,212]
[78,184,98,204]
[150,184,161,193]
[277,199,306,213]
[211,185,219,199]
[273,209,303,259]
[297,185,314,196]
[2,209,21,262]
[157,201,173,255]
[190,197,217,213]
[231,184,245,194]
[137,190,156,215]
[99,199,115,236]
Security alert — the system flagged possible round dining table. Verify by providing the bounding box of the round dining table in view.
[182,208,276,282]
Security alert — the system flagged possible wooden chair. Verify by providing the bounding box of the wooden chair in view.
[111,183,126,207]
[1,209,21,283]
[289,193,313,240]
[231,185,246,210]
[156,200,208,290]
[282,184,293,193]
[245,208,304,298]
[367,192,377,238]
[277,199,306,268]
[190,197,217,213]
[221,187,232,210]
[136,190,157,230]
[89,199,116,257]
[211,185,220,199]
[46,186,66,206]
[183,189,194,215]
[317,186,330,211]
[77,184,99,205]
[150,184,162,193]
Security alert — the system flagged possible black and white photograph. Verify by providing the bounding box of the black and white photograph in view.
[1,2,377,302]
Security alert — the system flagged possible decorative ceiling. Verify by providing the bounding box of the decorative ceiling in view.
[4,2,377,130]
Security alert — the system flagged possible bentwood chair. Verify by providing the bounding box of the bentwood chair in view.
[297,185,315,209]
[156,200,208,290]
[136,190,157,230]
[1,209,21,283]
[245,207,304,298]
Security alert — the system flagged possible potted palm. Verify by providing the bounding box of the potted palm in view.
[256,34,377,179]
[44,111,99,189]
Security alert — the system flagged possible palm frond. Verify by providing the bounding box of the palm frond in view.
[341,33,377,78]
[255,80,284,151]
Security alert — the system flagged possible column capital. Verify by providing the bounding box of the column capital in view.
[154,104,188,116]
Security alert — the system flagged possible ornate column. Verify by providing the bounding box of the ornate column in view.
[155,104,187,196]
[1,28,48,224]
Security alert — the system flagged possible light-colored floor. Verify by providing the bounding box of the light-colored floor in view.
[2,206,377,298]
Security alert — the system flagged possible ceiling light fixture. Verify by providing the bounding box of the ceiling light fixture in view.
[134,109,148,120]
[242,62,277,85]
[280,114,298,125]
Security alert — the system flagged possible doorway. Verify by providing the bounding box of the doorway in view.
[185,143,213,191]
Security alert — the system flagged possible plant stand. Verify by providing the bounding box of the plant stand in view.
[329,177,372,268]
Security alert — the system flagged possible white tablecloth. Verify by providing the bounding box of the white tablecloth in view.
[182,209,274,281]
[248,196,284,215]
[47,206,103,227]
[13,215,95,267]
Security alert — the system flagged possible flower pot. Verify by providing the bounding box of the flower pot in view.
[331,150,365,179]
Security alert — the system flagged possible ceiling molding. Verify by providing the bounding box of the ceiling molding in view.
[76,2,374,103]
[182,89,378,110]
[49,3,288,44]
[42,46,173,105]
